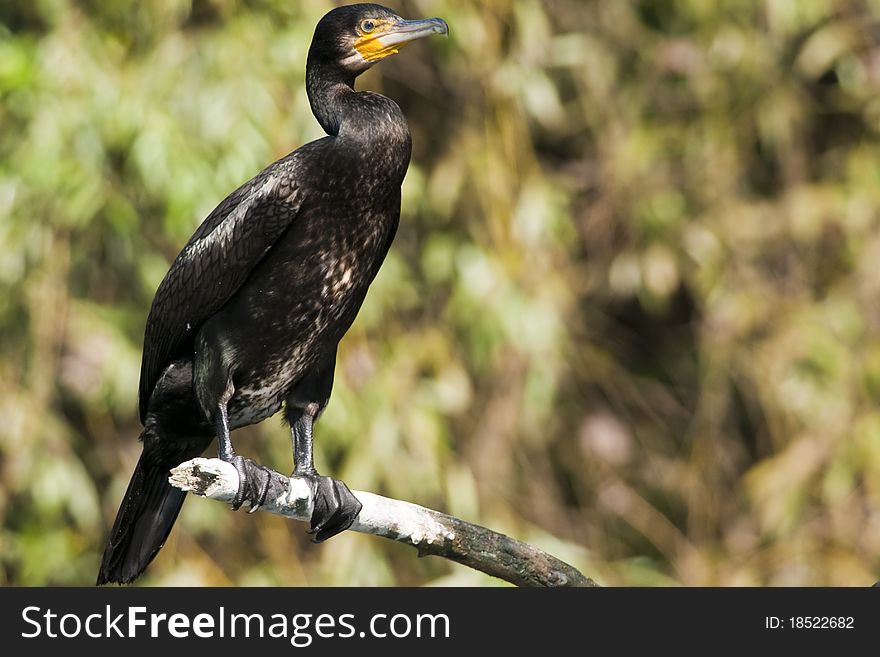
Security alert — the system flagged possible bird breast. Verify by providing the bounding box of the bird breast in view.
[218,199,396,428]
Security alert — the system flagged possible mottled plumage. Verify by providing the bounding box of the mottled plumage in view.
[98,3,447,585]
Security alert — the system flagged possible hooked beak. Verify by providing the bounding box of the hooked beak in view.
[382,17,449,44]
[355,17,449,62]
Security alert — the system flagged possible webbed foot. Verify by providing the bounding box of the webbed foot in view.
[226,456,272,512]
[299,474,362,542]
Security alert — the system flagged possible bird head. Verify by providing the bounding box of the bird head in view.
[310,3,448,75]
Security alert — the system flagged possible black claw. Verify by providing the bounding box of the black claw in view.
[229,456,248,511]
[248,464,273,513]
[302,475,362,543]
[309,477,340,534]
[225,456,273,512]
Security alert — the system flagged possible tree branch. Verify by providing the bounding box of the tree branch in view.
[169,458,597,587]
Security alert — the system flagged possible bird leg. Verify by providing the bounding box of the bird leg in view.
[289,403,362,542]
[215,397,272,513]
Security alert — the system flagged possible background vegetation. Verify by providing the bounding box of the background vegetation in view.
[2,0,880,585]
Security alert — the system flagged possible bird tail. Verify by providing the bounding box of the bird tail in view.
[97,431,209,585]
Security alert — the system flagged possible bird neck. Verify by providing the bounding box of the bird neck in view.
[305,59,357,137]
[305,59,413,184]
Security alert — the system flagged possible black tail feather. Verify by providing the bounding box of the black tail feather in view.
[97,434,208,585]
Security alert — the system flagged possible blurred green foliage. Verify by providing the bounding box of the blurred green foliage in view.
[2,0,880,586]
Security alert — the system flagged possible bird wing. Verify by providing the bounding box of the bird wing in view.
[138,161,305,422]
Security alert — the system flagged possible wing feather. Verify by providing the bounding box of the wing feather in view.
[137,159,305,421]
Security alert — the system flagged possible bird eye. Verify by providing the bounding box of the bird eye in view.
[360,19,376,33]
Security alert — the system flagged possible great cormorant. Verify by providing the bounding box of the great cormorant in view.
[97,3,448,585]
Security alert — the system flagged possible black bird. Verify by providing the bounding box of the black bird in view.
[97,4,448,585]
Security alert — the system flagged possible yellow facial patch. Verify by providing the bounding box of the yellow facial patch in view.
[354,20,411,62]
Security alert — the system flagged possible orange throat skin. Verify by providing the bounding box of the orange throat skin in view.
[354,35,411,62]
